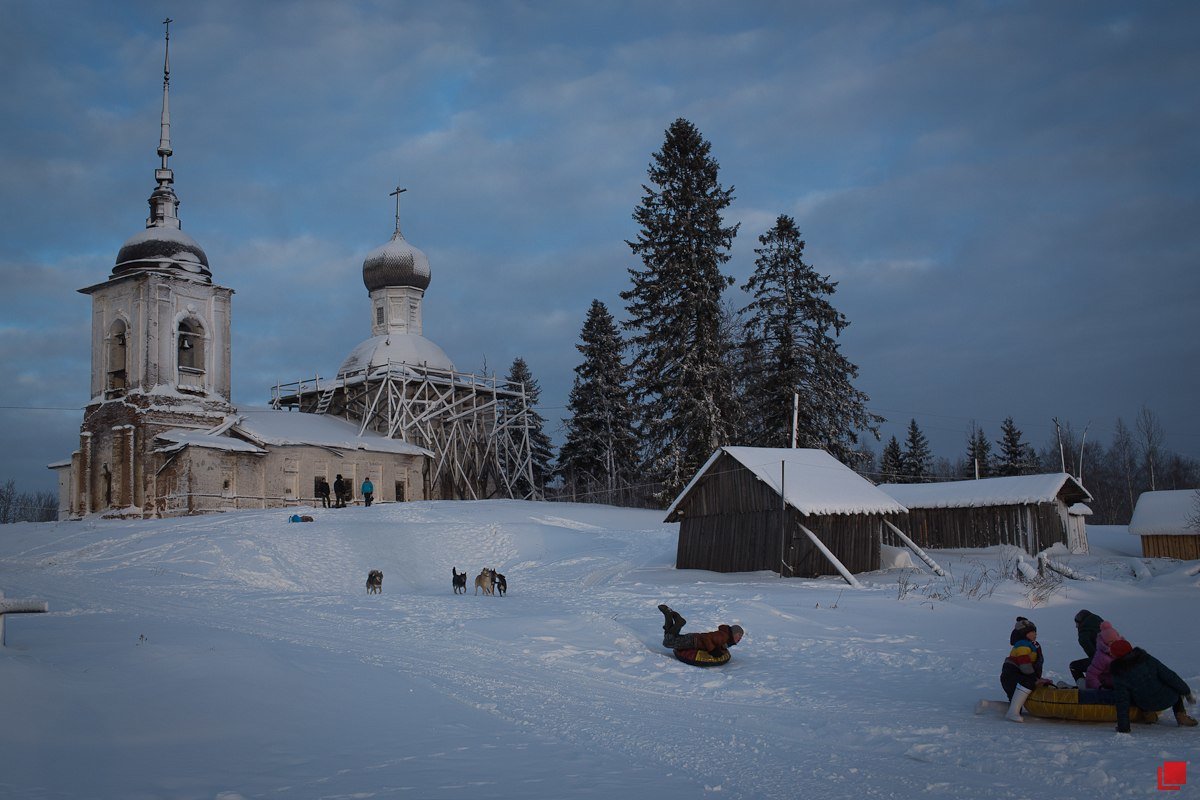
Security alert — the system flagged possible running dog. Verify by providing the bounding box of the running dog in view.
[366,569,383,594]
[474,568,494,596]
[494,570,507,597]
[452,567,467,594]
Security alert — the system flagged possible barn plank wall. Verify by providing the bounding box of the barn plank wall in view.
[674,454,889,576]
[881,502,1069,555]
[1140,534,1200,560]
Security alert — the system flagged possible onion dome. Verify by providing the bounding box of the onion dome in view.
[362,230,430,292]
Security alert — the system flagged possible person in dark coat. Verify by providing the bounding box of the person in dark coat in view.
[333,474,346,508]
[1109,639,1198,733]
[315,477,331,509]
[1070,609,1104,685]
[657,604,743,662]
[1000,617,1050,722]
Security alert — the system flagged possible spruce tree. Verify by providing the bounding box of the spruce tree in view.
[739,214,880,462]
[995,416,1032,476]
[902,419,932,483]
[505,357,555,498]
[964,422,992,478]
[622,118,738,499]
[880,436,904,483]
[557,300,639,504]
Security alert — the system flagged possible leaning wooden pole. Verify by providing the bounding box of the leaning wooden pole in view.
[797,522,863,588]
[882,519,947,576]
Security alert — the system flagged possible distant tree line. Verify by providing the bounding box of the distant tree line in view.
[506,117,1197,523]
[0,479,57,523]
[866,408,1198,524]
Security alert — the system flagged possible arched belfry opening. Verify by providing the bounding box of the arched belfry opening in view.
[176,317,206,388]
[106,319,128,396]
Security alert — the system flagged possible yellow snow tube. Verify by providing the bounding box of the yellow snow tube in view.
[1025,687,1151,723]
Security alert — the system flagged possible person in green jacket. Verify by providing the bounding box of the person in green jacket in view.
[1109,639,1198,733]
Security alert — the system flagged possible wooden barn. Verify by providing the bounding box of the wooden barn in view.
[877,473,1092,556]
[1128,489,1200,560]
[664,447,908,579]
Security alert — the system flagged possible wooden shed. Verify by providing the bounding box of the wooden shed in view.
[877,473,1092,556]
[665,447,908,578]
[1128,489,1200,560]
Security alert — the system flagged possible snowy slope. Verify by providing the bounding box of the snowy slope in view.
[0,503,1196,799]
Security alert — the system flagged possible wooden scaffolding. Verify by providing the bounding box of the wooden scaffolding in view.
[271,361,538,501]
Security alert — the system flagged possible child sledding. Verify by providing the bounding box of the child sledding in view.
[978,613,1197,731]
[658,604,743,667]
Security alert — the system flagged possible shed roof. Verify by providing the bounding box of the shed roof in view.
[665,447,907,520]
[1128,489,1200,537]
[877,473,1091,509]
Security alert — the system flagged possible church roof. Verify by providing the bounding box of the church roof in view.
[154,408,432,457]
[337,333,455,377]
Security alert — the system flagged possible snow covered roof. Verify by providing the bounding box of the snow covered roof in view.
[155,428,265,454]
[156,408,432,457]
[665,447,908,519]
[1128,489,1200,536]
[232,408,432,456]
[1069,503,1093,516]
[337,333,454,376]
[877,473,1091,509]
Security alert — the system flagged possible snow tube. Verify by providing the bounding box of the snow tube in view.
[1024,686,1152,723]
[674,648,731,667]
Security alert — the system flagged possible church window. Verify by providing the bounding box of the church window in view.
[376,305,384,326]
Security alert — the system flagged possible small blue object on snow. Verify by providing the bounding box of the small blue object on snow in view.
[289,514,302,523]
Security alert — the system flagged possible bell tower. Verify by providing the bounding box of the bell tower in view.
[69,19,234,517]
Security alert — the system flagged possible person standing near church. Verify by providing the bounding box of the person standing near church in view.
[333,474,346,508]
[361,477,374,507]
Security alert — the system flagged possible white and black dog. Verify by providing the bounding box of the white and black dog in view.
[452,567,467,594]
[366,569,383,594]
[494,570,507,597]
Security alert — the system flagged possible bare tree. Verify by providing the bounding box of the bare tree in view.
[1135,405,1165,491]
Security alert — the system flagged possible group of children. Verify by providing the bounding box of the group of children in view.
[1000,609,1197,732]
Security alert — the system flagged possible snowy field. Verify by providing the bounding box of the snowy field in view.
[0,502,1196,800]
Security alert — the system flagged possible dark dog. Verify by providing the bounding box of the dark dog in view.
[452,567,467,594]
[494,570,507,597]
[366,569,383,594]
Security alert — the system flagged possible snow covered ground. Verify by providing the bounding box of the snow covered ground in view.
[0,504,1195,799]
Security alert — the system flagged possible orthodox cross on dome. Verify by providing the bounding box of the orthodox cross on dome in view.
[389,184,407,237]
[146,18,181,230]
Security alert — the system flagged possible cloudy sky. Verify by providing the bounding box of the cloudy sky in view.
[3,0,1198,492]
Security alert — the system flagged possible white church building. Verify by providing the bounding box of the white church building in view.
[51,24,535,518]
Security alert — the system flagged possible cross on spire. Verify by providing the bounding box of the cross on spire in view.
[389,184,407,236]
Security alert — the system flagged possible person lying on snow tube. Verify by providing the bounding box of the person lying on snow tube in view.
[1109,638,1198,733]
[657,604,743,666]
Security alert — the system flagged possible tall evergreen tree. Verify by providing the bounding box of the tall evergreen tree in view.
[880,436,904,483]
[557,300,640,504]
[963,421,992,478]
[994,416,1034,476]
[738,215,881,463]
[505,357,555,498]
[901,419,932,483]
[622,118,738,499]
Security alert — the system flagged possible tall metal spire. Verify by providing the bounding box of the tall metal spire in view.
[146,18,180,230]
[389,184,407,238]
[157,17,173,164]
